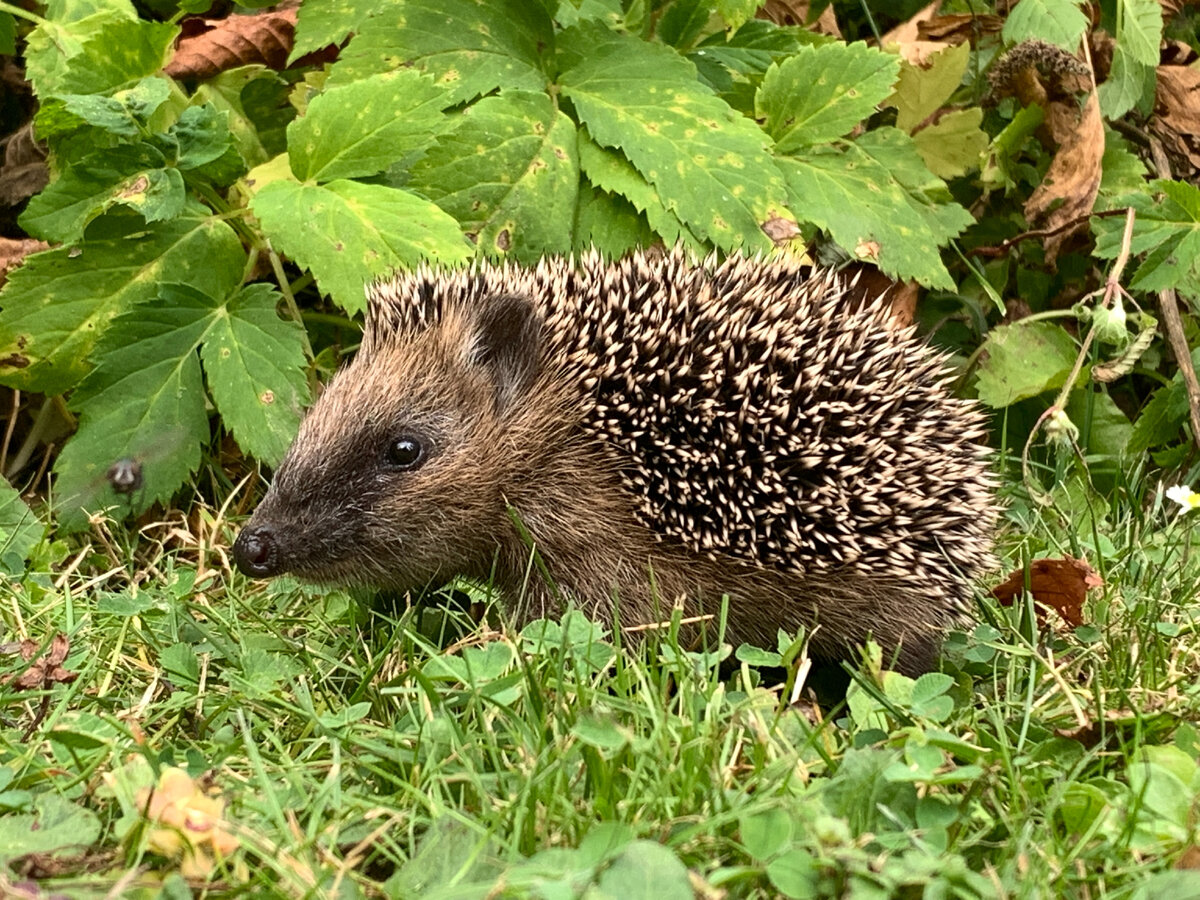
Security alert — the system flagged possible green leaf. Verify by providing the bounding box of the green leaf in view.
[0,12,15,56]
[0,478,44,571]
[27,16,177,98]
[173,104,236,171]
[54,75,171,137]
[289,69,455,183]
[408,91,579,260]
[766,848,819,898]
[251,179,472,314]
[891,42,969,134]
[291,0,389,61]
[778,128,971,288]
[0,206,246,394]
[974,321,1081,408]
[53,286,213,530]
[1094,180,1200,297]
[573,182,657,258]
[200,284,310,465]
[911,107,988,179]
[577,132,699,249]
[560,21,792,251]
[756,42,899,152]
[596,841,692,900]
[331,0,553,104]
[1098,45,1156,119]
[1001,0,1088,50]
[0,794,101,862]
[739,808,794,860]
[192,68,294,170]
[20,144,187,244]
[1067,390,1133,458]
[657,0,711,50]
[1116,0,1164,65]
[715,0,760,32]
[691,21,825,80]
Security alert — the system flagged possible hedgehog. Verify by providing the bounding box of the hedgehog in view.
[232,249,997,674]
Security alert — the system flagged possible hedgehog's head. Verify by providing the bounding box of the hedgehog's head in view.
[233,290,548,591]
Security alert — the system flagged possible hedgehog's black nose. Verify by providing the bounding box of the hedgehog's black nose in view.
[233,525,280,577]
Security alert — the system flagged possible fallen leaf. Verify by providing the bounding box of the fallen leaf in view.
[879,1,940,47]
[1152,65,1200,181]
[917,14,1005,44]
[0,122,49,208]
[165,8,297,80]
[991,556,1103,628]
[757,0,842,37]
[1,634,78,690]
[1024,91,1103,263]
[0,238,50,289]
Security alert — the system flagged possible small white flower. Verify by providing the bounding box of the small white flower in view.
[1166,484,1200,511]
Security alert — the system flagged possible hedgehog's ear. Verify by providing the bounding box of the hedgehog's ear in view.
[465,293,542,412]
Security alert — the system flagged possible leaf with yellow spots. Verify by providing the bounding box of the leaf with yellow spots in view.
[407,90,579,261]
[778,128,971,288]
[559,21,793,253]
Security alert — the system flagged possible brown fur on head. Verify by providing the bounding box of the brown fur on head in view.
[239,290,580,594]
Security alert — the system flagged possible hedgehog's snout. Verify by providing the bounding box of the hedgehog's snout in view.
[233,523,281,578]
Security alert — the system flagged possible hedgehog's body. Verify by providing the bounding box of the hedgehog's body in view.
[234,251,997,674]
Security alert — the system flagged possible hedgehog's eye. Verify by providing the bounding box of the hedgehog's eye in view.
[386,436,426,470]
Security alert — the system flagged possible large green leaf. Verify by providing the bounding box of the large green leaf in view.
[0,206,246,394]
[329,0,553,104]
[407,91,579,260]
[251,179,472,314]
[55,280,311,529]
[200,284,310,466]
[48,75,171,138]
[559,21,792,252]
[574,181,657,258]
[1001,0,1088,50]
[576,131,699,250]
[1094,180,1200,297]
[289,69,455,183]
[192,68,294,170]
[974,321,1081,408]
[20,143,187,243]
[778,128,971,288]
[26,15,177,98]
[756,42,899,152]
[291,0,395,61]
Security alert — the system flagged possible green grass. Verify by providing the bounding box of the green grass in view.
[3,465,1200,899]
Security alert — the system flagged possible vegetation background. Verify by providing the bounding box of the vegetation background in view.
[0,0,1199,896]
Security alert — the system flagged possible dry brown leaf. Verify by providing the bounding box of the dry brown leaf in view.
[0,238,50,290]
[0,122,48,208]
[165,8,297,81]
[991,556,1103,628]
[917,14,1004,44]
[1,633,79,690]
[839,265,917,328]
[1152,65,1200,181]
[880,1,940,46]
[1024,91,1103,263]
[1178,845,1200,870]
[757,0,842,37]
[891,40,957,67]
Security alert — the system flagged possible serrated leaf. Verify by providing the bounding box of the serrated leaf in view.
[54,287,213,531]
[657,0,710,50]
[1094,180,1200,296]
[1098,45,1156,120]
[28,16,177,98]
[21,143,186,243]
[193,68,294,170]
[330,0,553,104]
[715,0,760,31]
[1001,0,1088,50]
[173,104,235,171]
[0,206,246,394]
[756,42,899,152]
[200,284,309,465]
[560,21,791,251]
[289,69,455,183]
[891,42,969,134]
[251,179,472,314]
[55,75,171,137]
[1117,0,1164,65]
[0,479,44,570]
[577,131,700,249]
[691,21,825,78]
[912,108,988,179]
[778,128,971,288]
[574,182,657,257]
[974,321,1080,408]
[291,0,390,61]
[408,91,579,260]
[23,9,131,97]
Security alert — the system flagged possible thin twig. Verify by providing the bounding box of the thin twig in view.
[969,208,1129,258]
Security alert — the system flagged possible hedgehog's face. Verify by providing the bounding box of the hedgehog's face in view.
[233,293,544,593]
